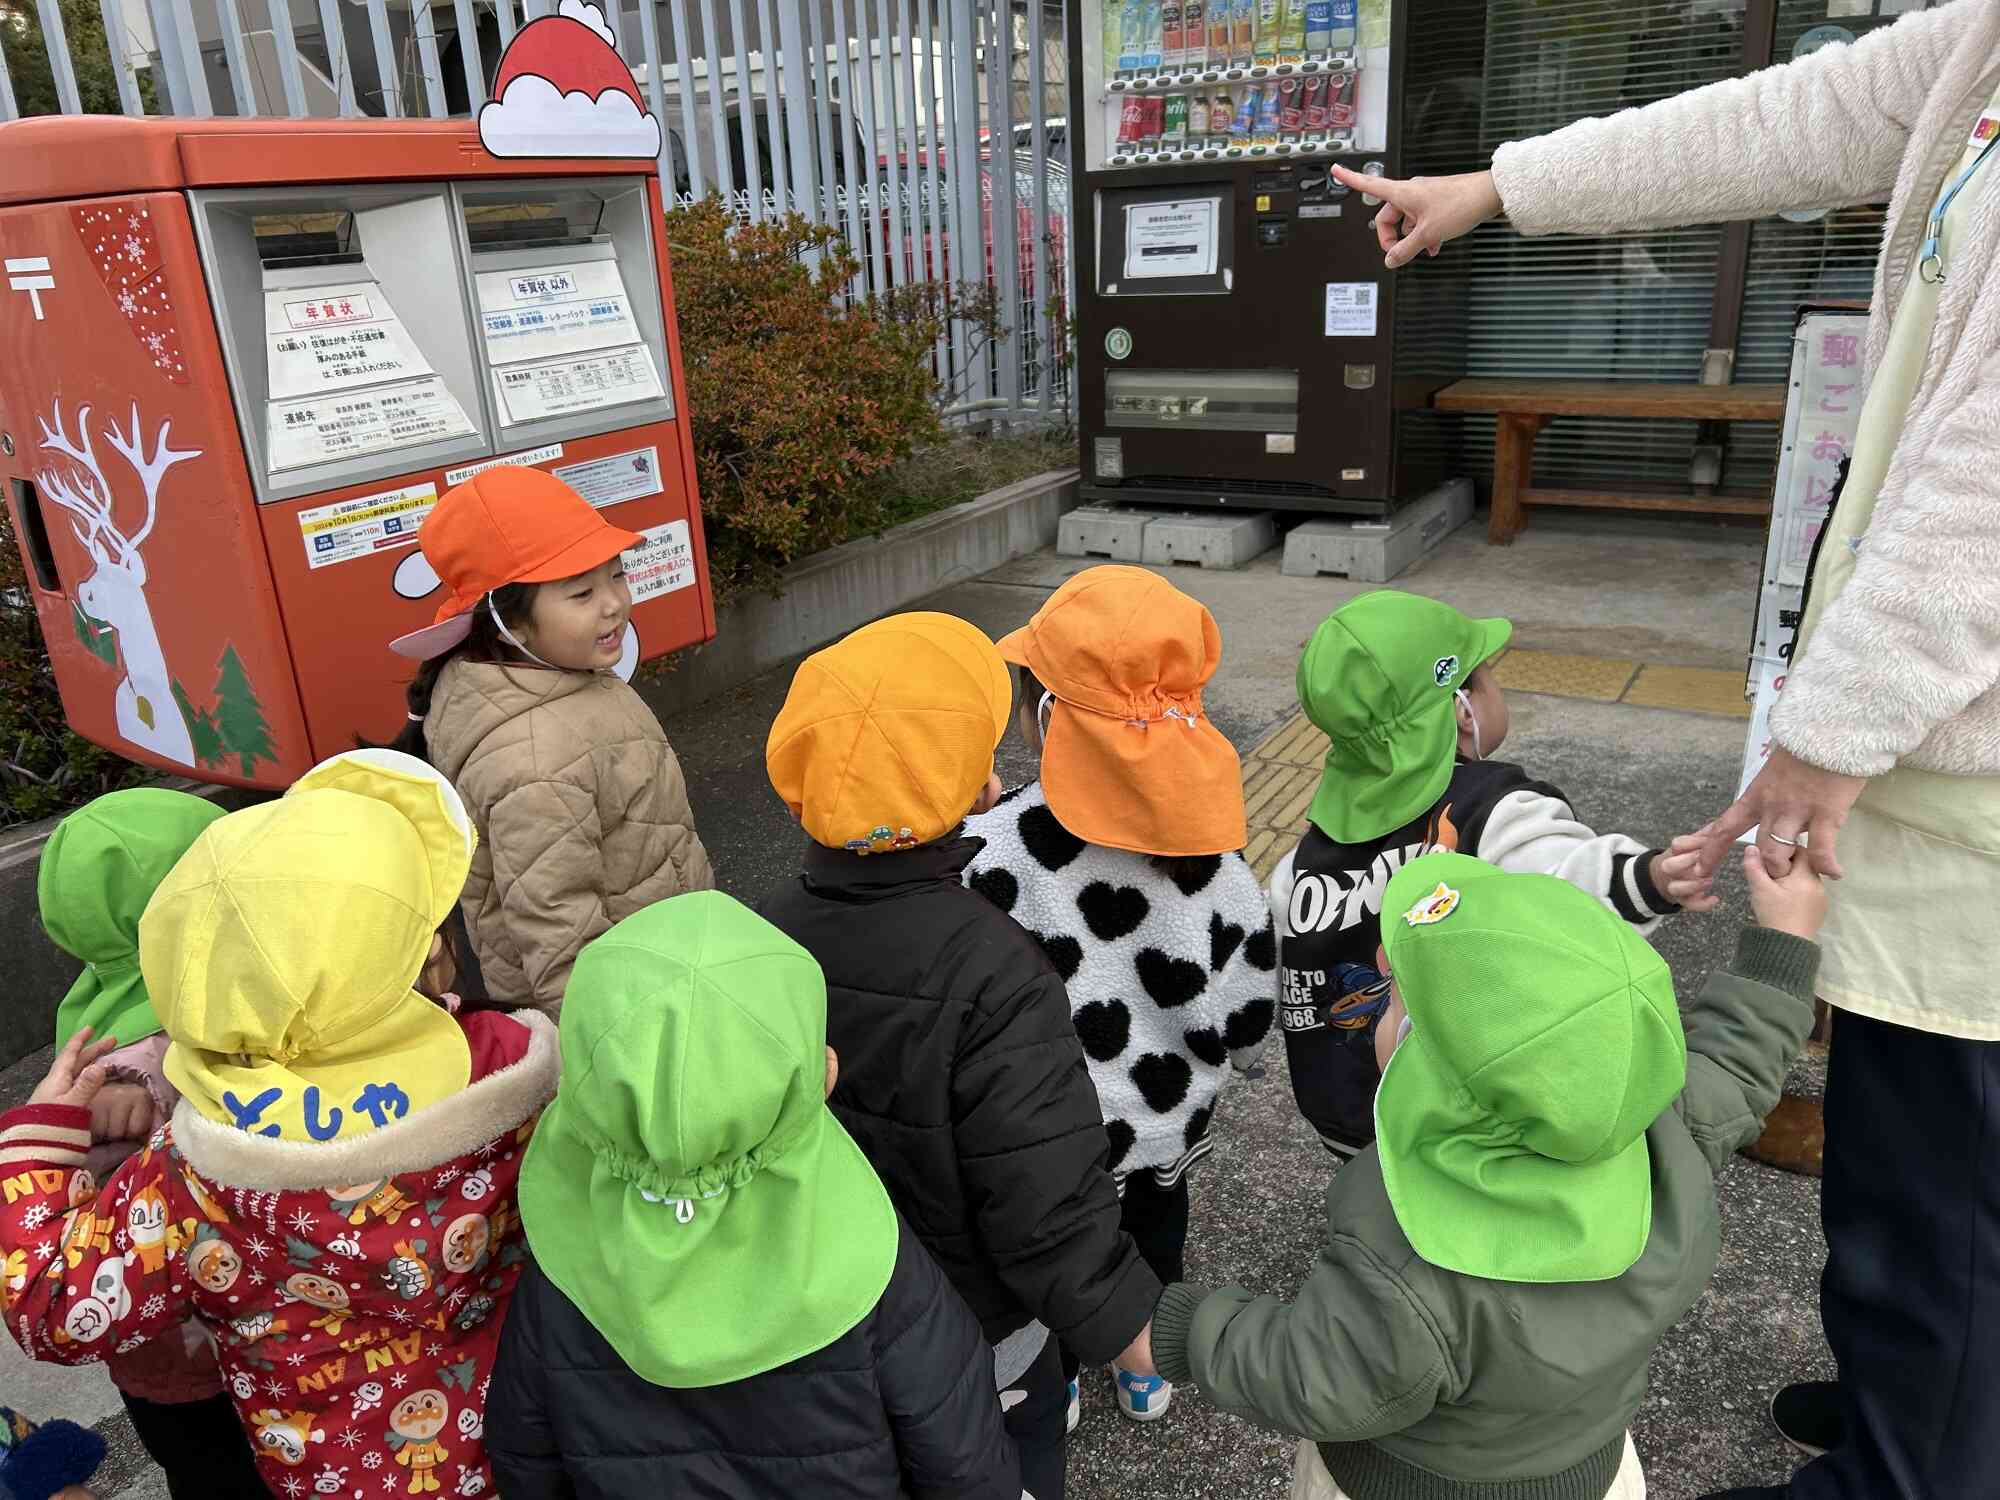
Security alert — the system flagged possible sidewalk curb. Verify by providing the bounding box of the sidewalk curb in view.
[635,467,1078,719]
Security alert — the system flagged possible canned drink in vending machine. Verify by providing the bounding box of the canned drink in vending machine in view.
[1162,0,1184,72]
[1116,92,1147,154]
[1162,92,1190,151]
[1183,0,1205,69]
[1207,88,1234,148]
[1140,92,1167,151]
[1253,80,1282,146]
[1118,0,1148,73]
[1230,0,1256,68]
[1186,93,1209,141]
[1301,72,1329,140]
[1230,87,1257,146]
[1303,0,1332,56]
[1277,0,1306,65]
[1142,0,1165,72]
[1328,67,1357,130]
[1278,76,1304,143]
[1252,0,1280,67]
[1206,0,1230,69]
[1327,0,1357,48]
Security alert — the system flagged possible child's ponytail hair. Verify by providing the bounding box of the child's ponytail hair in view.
[377,582,538,762]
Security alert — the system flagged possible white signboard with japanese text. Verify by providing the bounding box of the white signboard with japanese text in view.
[267,376,478,474]
[476,260,645,365]
[296,482,438,570]
[553,447,663,510]
[493,345,667,426]
[622,519,695,603]
[1737,308,1869,812]
[265,281,436,400]
[1122,201,1219,280]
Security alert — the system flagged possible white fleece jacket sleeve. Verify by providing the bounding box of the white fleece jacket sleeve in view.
[1771,343,2000,777]
[1491,0,1967,237]
[1475,790,1673,933]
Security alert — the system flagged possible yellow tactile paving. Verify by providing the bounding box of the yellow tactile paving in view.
[1623,664,1753,719]
[1234,645,1752,879]
[1489,649,1641,703]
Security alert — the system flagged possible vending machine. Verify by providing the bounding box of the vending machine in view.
[1070,0,1487,515]
[0,110,713,791]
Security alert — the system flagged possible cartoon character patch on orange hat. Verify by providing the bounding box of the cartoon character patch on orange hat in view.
[766,613,1012,853]
[997,566,1246,857]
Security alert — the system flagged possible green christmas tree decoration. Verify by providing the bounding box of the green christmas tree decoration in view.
[211,644,277,778]
[172,680,225,768]
[71,600,117,666]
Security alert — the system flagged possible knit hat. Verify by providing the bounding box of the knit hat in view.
[390,465,643,659]
[996,566,1245,857]
[766,612,1011,853]
[0,1407,105,1500]
[39,788,227,1050]
[146,749,476,1142]
[1297,592,1511,844]
[518,891,898,1386]
[1375,852,1687,1284]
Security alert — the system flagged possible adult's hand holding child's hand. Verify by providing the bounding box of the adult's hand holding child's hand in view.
[88,1083,157,1145]
[1650,839,1719,913]
[1742,846,1827,941]
[30,1029,119,1112]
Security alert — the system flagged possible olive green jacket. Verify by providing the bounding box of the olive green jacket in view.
[1153,927,1819,1500]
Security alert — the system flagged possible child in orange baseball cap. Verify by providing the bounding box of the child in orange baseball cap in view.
[963,565,1277,1429]
[759,612,1160,1500]
[383,465,713,1016]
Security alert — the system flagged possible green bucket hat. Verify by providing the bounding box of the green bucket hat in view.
[518,890,897,1388]
[1297,592,1512,844]
[39,788,228,1049]
[1375,852,1687,1284]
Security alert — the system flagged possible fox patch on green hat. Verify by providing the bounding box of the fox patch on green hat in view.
[518,891,897,1388]
[1297,593,1511,844]
[1375,852,1687,1284]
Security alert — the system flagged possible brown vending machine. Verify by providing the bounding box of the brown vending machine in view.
[1070,0,1487,516]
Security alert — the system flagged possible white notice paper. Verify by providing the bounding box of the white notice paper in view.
[265,282,437,400]
[477,261,644,365]
[1123,200,1219,280]
[622,519,695,603]
[495,345,667,426]
[267,376,478,473]
[296,482,438,570]
[554,447,664,510]
[1324,282,1379,337]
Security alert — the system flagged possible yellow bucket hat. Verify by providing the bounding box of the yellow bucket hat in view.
[146,749,476,1143]
[766,613,1012,854]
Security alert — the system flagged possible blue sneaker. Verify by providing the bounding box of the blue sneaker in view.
[1065,1377,1080,1434]
[1114,1368,1173,1422]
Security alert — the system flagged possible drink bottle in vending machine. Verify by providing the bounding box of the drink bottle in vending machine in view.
[1073,0,1489,514]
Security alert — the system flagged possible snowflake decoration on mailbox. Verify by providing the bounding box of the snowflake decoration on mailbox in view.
[478,0,663,160]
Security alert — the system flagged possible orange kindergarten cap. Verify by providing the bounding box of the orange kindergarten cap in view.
[998,566,1245,857]
[767,613,1011,853]
[390,465,644,659]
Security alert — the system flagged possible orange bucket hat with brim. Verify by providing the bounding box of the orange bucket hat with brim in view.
[390,465,644,659]
[998,566,1245,857]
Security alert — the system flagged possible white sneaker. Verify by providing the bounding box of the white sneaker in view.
[1114,1368,1173,1422]
[1065,1377,1080,1434]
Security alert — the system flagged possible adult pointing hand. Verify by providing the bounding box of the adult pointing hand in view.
[1330,166,1504,269]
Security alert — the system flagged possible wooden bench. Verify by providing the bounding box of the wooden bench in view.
[1432,379,1788,544]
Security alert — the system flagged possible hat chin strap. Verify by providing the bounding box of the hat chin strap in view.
[489,592,557,670]
[1042,688,1202,732]
[1454,688,1482,762]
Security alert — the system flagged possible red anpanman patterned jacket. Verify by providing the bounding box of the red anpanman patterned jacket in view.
[0,1011,557,1500]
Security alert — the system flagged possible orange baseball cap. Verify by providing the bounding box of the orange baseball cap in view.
[766,613,1012,853]
[997,566,1245,857]
[389,465,645,659]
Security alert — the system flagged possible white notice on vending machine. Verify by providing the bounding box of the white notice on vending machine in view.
[1123,200,1220,280]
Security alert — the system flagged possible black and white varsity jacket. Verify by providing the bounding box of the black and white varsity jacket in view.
[964,781,1278,1189]
[1269,758,1679,1155]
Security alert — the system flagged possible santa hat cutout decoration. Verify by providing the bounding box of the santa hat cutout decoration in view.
[479,0,663,159]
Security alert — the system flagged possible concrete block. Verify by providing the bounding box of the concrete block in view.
[1282,478,1474,583]
[1141,510,1279,570]
[1058,504,1155,562]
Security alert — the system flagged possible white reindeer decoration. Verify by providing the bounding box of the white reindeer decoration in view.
[37,399,202,765]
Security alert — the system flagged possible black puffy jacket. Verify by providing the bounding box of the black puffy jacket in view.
[484,1219,1021,1500]
[759,837,1160,1364]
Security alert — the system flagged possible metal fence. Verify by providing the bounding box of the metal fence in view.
[0,0,1073,418]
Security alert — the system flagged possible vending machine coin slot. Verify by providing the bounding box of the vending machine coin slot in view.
[1256,218,1289,246]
